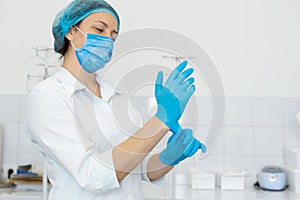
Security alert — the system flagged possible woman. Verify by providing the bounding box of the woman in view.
[25,0,205,199]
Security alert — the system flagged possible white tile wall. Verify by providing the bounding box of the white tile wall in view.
[254,98,283,126]
[3,153,18,166]
[18,95,28,124]
[0,95,19,123]
[283,98,300,127]
[203,126,224,157]
[194,155,224,172]
[283,126,300,148]
[225,97,254,126]
[0,94,43,179]
[224,127,254,156]
[0,94,299,186]
[254,156,284,171]
[175,158,195,174]
[181,97,212,126]
[18,153,43,166]
[224,156,254,171]
[254,127,284,156]
[3,123,19,154]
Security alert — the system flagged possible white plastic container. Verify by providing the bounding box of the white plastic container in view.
[286,168,300,194]
[220,171,245,190]
[176,173,188,185]
[284,147,300,170]
[188,171,216,190]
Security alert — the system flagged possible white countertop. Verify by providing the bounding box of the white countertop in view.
[0,187,43,199]
[0,185,299,200]
[143,184,300,200]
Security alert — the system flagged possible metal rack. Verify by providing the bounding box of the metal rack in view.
[27,46,61,92]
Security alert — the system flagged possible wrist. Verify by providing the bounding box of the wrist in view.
[152,116,170,133]
[155,105,167,122]
[154,106,170,131]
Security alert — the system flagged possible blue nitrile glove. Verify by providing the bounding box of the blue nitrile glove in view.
[159,129,206,166]
[155,61,195,133]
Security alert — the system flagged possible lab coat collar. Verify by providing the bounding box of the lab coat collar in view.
[54,67,123,102]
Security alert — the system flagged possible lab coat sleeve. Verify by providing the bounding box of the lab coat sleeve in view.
[25,89,120,193]
[110,86,165,184]
[140,152,165,185]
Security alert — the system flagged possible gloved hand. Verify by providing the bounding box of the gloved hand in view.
[159,129,206,166]
[155,61,195,133]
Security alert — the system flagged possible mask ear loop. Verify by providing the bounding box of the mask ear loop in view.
[70,41,77,50]
[74,25,87,37]
[71,25,87,50]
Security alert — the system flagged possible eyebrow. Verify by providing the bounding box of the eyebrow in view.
[95,21,118,34]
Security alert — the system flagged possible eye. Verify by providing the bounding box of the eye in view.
[96,28,104,33]
[111,33,118,42]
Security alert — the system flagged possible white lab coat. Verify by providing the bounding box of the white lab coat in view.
[25,67,163,200]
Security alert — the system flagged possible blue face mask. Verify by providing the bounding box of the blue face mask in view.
[71,26,114,73]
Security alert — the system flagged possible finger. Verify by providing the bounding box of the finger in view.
[155,71,163,96]
[183,129,193,145]
[168,128,183,144]
[168,61,188,80]
[172,123,182,134]
[176,125,183,135]
[186,85,196,100]
[186,139,201,157]
[167,134,174,145]
[175,60,188,74]
[183,78,195,90]
[169,124,182,144]
[200,143,207,153]
[178,68,194,82]
[167,132,177,145]
[184,139,195,156]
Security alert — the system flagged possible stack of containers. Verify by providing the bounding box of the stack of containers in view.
[218,171,246,190]
[188,168,216,190]
[285,147,300,193]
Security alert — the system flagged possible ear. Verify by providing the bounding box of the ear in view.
[65,26,77,42]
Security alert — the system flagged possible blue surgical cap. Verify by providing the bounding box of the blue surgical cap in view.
[52,0,120,53]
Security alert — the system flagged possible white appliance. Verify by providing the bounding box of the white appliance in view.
[257,166,287,191]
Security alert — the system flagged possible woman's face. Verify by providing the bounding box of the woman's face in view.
[67,12,118,49]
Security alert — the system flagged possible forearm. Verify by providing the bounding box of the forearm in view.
[112,116,169,183]
[147,153,173,181]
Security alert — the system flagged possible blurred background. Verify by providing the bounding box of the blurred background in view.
[0,0,300,199]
